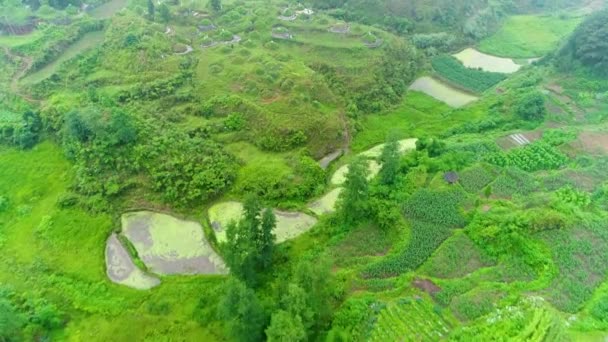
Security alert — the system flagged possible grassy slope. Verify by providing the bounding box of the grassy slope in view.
[352,91,486,152]
[478,15,582,58]
[0,142,223,340]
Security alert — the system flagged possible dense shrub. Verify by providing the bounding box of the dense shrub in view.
[411,32,456,51]
[141,133,238,205]
[558,9,608,75]
[515,91,546,121]
[591,296,608,322]
[432,55,507,93]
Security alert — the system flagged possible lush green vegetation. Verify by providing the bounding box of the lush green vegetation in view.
[432,55,507,93]
[478,14,582,58]
[2,0,608,340]
[558,9,608,75]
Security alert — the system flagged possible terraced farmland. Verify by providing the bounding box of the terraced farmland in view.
[369,298,452,341]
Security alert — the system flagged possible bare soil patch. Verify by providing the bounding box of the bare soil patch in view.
[572,132,608,155]
[412,278,441,296]
[496,130,542,150]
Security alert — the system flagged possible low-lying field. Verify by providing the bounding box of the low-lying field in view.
[369,297,453,341]
[478,15,581,58]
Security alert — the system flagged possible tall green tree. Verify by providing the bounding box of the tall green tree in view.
[266,310,306,342]
[217,279,267,342]
[291,257,332,333]
[515,91,546,121]
[259,208,276,269]
[210,0,222,11]
[147,0,155,19]
[415,136,445,157]
[158,3,170,22]
[378,135,400,185]
[224,195,276,285]
[338,157,370,225]
[558,9,608,75]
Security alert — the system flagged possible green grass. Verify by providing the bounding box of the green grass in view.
[478,15,582,58]
[0,29,45,48]
[353,91,481,152]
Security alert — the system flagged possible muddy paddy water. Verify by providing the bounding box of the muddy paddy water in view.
[121,211,227,275]
[105,233,161,290]
[105,211,227,289]
[409,77,478,108]
[453,48,522,74]
[453,48,540,74]
[308,188,342,216]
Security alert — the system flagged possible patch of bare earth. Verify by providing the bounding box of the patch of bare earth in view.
[412,278,441,296]
[571,132,608,155]
[496,131,542,150]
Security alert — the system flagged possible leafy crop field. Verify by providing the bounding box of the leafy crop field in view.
[369,297,452,341]
[432,55,507,93]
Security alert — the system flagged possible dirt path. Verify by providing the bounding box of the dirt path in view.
[2,46,39,104]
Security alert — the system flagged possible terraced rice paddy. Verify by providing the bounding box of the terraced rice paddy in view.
[105,234,160,290]
[21,31,105,84]
[331,160,381,185]
[207,203,318,243]
[121,211,227,275]
[453,48,521,74]
[208,201,244,243]
[360,138,418,158]
[409,77,478,108]
[369,298,452,341]
[308,187,343,216]
[274,211,318,242]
